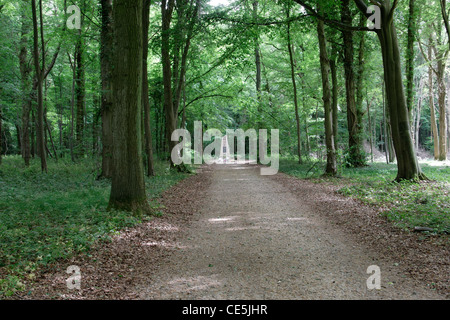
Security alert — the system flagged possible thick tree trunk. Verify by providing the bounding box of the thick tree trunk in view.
[317,18,337,176]
[378,8,423,179]
[143,0,155,177]
[355,0,424,181]
[108,0,149,214]
[100,0,113,178]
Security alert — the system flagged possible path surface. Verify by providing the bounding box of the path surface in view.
[138,164,444,300]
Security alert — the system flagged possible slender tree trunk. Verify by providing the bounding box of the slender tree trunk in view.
[428,44,440,160]
[0,104,2,164]
[31,0,47,172]
[161,0,177,164]
[414,79,424,151]
[75,32,85,158]
[367,96,373,162]
[317,18,337,176]
[436,52,447,160]
[143,0,155,176]
[330,44,339,150]
[108,0,149,214]
[253,0,262,133]
[31,106,35,158]
[45,115,58,160]
[69,54,76,162]
[405,0,416,116]
[100,0,113,178]
[19,1,32,166]
[286,7,302,164]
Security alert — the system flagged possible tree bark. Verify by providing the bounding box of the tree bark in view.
[286,6,302,164]
[161,0,177,164]
[436,48,447,160]
[330,43,339,149]
[341,0,365,167]
[317,18,337,176]
[355,0,425,181]
[100,0,114,178]
[19,0,32,166]
[428,43,440,160]
[143,0,155,176]
[108,0,149,214]
[405,0,416,116]
[75,30,85,158]
[0,104,2,164]
[31,0,47,172]
[253,1,262,133]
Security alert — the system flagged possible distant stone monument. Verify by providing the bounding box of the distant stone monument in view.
[219,135,231,163]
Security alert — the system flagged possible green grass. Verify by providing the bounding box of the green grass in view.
[0,156,190,297]
[279,158,450,235]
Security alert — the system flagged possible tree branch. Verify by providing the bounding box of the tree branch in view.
[292,0,374,32]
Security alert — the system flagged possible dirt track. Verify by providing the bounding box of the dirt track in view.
[137,164,445,299]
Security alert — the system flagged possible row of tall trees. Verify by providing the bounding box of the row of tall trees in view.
[0,0,449,212]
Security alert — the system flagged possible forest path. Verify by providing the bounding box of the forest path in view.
[138,164,444,299]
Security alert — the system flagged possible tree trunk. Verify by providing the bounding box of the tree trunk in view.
[31,0,47,172]
[143,0,155,176]
[75,27,85,158]
[367,95,373,162]
[317,18,337,176]
[253,1,262,132]
[286,6,302,164]
[0,104,2,164]
[19,1,32,166]
[405,0,416,116]
[161,0,177,165]
[108,0,149,214]
[414,79,424,151]
[330,44,339,149]
[341,0,365,167]
[100,0,114,178]
[436,51,447,160]
[31,106,35,158]
[428,43,440,160]
[355,0,425,181]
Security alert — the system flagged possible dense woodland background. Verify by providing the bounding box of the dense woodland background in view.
[0,0,449,297]
[0,0,449,173]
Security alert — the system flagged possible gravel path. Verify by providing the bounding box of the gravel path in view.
[138,164,444,300]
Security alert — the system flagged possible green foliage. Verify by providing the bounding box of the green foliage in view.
[280,159,450,234]
[0,156,189,296]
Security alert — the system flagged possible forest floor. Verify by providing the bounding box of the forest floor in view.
[16,163,449,300]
